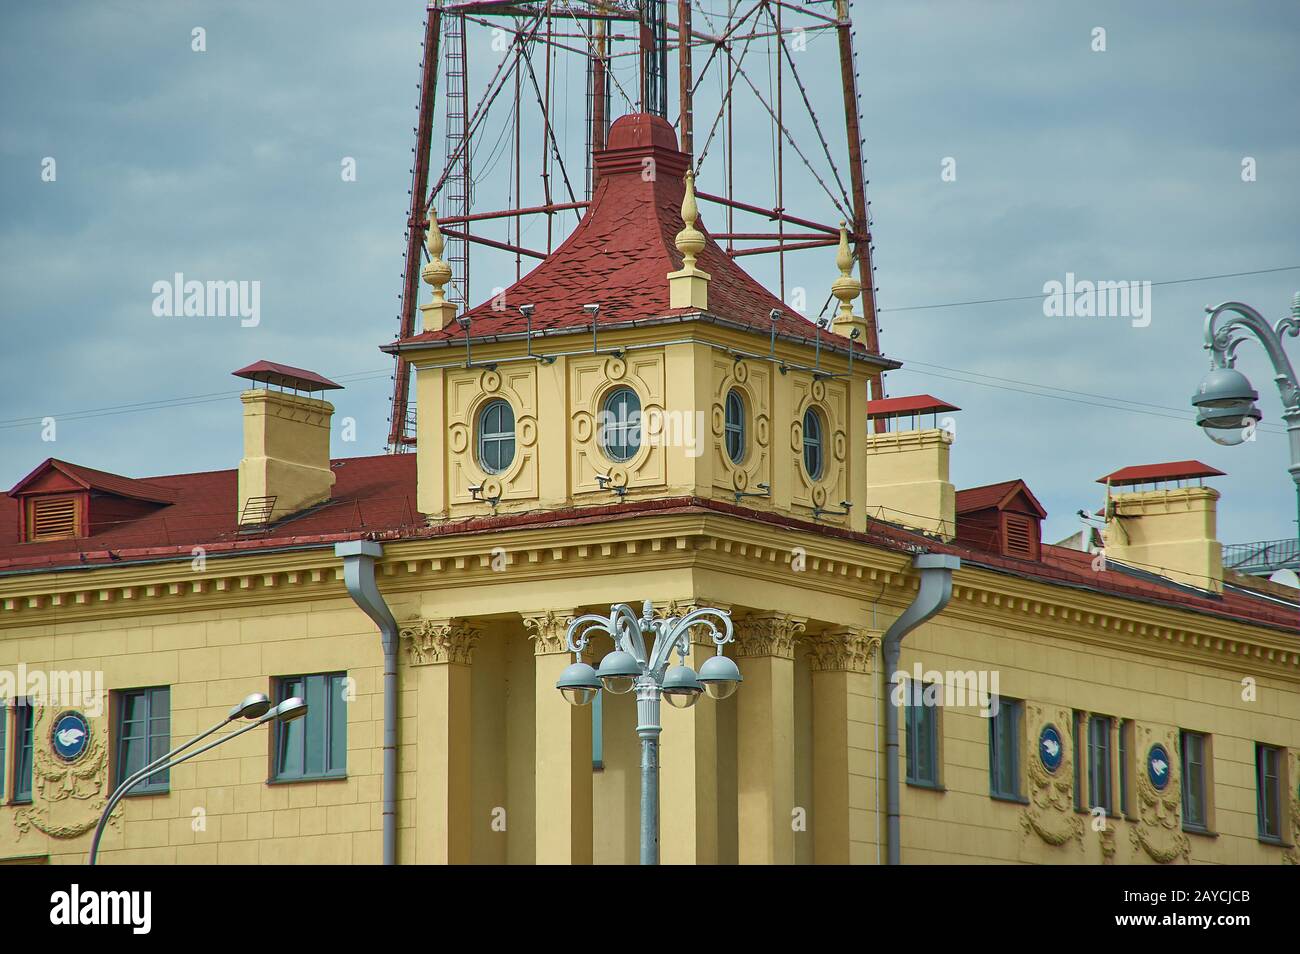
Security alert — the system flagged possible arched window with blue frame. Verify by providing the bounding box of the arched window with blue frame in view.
[478,399,516,474]
[802,407,824,479]
[724,388,746,464]
[600,387,642,462]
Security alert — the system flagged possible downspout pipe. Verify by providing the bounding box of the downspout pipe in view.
[883,552,960,865]
[336,540,399,866]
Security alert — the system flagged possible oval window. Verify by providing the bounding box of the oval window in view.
[599,387,642,462]
[478,399,516,474]
[802,407,824,480]
[724,389,746,464]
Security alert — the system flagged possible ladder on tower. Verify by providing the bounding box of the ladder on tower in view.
[442,11,471,309]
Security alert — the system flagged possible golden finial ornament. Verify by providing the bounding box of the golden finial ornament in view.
[421,210,454,305]
[675,168,706,270]
[831,220,862,323]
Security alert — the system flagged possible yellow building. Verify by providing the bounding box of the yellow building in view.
[1,114,1296,865]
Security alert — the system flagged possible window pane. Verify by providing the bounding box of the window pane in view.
[15,702,35,801]
[328,674,347,774]
[304,675,326,777]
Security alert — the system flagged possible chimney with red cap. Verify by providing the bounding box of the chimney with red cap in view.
[233,361,343,525]
[1098,460,1225,593]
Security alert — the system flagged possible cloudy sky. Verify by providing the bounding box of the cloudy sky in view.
[2,0,1297,548]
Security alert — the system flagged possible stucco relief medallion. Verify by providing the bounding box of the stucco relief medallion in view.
[480,477,503,501]
[606,465,629,489]
[733,469,750,492]
[789,419,803,453]
[604,356,627,380]
[811,485,828,507]
[1129,726,1190,864]
[448,423,469,454]
[13,707,114,840]
[755,414,770,447]
[811,379,827,402]
[518,416,537,447]
[480,369,502,393]
[711,404,726,437]
[733,360,749,384]
[833,430,847,462]
[1019,708,1083,851]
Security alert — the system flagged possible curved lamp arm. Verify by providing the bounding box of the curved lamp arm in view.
[88,709,281,865]
[1205,301,1300,410]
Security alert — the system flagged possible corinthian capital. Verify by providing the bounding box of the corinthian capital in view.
[733,613,806,659]
[804,628,880,673]
[399,617,480,666]
[522,609,579,656]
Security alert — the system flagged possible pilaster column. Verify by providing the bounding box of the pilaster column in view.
[656,598,725,865]
[400,617,479,864]
[734,612,805,864]
[524,610,593,864]
[804,627,880,864]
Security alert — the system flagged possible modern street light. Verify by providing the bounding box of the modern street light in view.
[88,693,307,864]
[1193,293,1300,534]
[557,600,739,864]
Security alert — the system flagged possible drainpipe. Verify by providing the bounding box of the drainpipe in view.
[336,540,399,866]
[883,552,960,865]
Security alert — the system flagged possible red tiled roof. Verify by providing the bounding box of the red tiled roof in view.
[867,394,960,419]
[0,454,418,570]
[1097,460,1225,486]
[232,361,343,392]
[955,479,1048,519]
[0,460,1291,632]
[385,113,886,361]
[8,458,179,504]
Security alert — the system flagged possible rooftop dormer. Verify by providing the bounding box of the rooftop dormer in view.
[6,458,177,543]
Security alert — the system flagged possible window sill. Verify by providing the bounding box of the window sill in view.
[1257,835,1290,848]
[990,792,1029,805]
[906,779,945,793]
[1182,825,1217,838]
[267,773,348,786]
[122,788,169,798]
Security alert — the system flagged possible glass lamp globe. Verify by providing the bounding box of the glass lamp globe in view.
[556,661,601,706]
[697,654,743,700]
[661,664,703,709]
[597,650,640,694]
[1196,402,1262,446]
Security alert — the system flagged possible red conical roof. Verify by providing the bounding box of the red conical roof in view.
[386,113,884,358]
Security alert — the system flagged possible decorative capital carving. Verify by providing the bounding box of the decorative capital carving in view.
[399,617,480,666]
[733,613,806,659]
[522,610,578,656]
[804,628,880,673]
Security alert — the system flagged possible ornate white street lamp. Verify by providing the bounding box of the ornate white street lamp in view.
[1193,293,1300,534]
[556,599,740,864]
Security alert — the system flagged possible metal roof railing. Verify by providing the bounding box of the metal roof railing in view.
[1223,538,1300,575]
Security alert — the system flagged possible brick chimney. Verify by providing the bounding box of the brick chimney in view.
[1098,461,1226,593]
[864,395,959,540]
[232,362,343,525]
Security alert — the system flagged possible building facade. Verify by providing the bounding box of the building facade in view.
[1,115,1296,865]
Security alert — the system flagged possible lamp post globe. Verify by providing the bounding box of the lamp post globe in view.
[597,649,641,694]
[556,661,601,706]
[661,664,704,709]
[697,653,743,699]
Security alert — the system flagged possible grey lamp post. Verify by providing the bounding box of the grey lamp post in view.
[1192,293,1300,536]
[555,600,740,864]
[88,693,307,864]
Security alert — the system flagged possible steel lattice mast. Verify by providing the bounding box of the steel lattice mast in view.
[387,0,882,452]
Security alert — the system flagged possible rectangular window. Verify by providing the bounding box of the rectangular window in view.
[1088,715,1113,816]
[988,697,1023,800]
[0,700,6,801]
[1072,711,1084,810]
[904,680,941,788]
[1118,719,1135,817]
[113,687,171,794]
[13,699,34,804]
[1256,743,1284,843]
[273,673,347,781]
[1181,730,1210,832]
